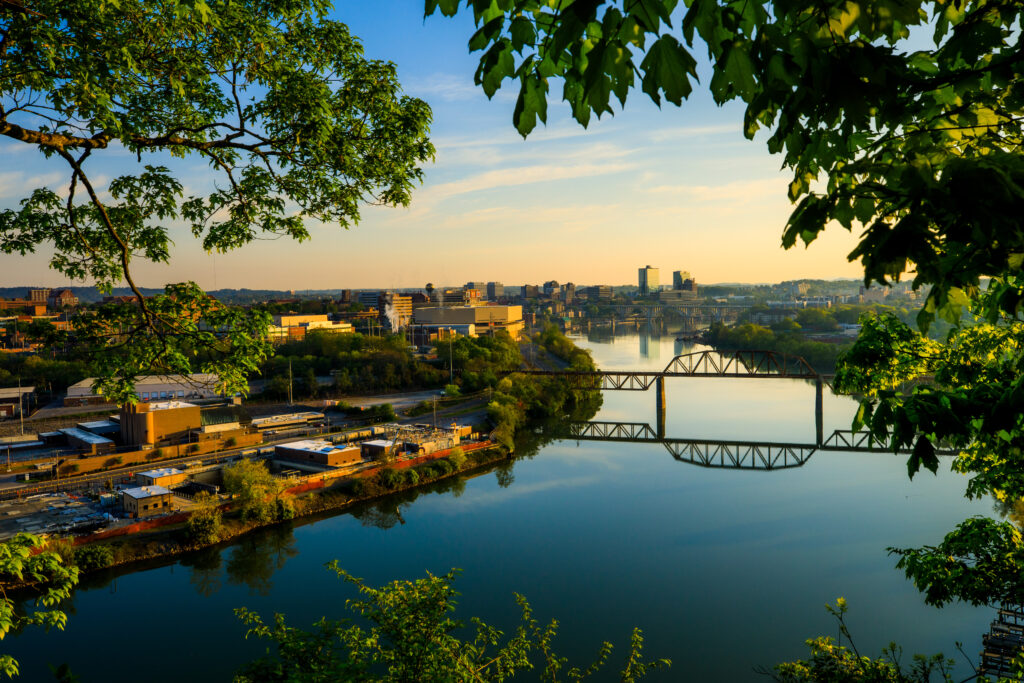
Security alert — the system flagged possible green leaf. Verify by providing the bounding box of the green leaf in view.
[639,35,696,107]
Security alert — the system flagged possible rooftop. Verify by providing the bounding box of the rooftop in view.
[78,420,119,432]
[0,386,35,399]
[147,401,198,411]
[137,468,184,479]
[59,428,114,446]
[277,440,354,454]
[121,485,171,499]
[67,373,220,391]
[363,439,397,448]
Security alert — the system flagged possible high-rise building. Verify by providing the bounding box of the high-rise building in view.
[562,283,576,304]
[638,266,659,295]
[521,285,540,299]
[486,282,504,301]
[357,291,380,309]
[586,285,612,301]
[543,280,559,297]
[672,270,697,295]
[465,281,487,295]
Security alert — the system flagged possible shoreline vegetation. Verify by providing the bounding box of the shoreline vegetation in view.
[42,442,512,580]
[16,325,602,584]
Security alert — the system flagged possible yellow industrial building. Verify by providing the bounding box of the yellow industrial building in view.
[412,305,524,340]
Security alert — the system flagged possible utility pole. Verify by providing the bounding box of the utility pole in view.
[17,376,24,436]
[287,359,293,406]
[432,395,437,429]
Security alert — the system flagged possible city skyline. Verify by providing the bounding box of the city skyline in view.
[0,0,866,291]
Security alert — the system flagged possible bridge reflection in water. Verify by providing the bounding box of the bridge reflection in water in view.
[565,421,955,471]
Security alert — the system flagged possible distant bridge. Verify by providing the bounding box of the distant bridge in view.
[566,421,955,471]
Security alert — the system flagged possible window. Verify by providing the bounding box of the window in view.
[141,392,149,401]
[160,391,168,399]
[177,390,184,398]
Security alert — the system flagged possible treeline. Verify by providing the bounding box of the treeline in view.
[741,302,948,337]
[431,333,522,392]
[0,353,92,396]
[706,321,851,372]
[488,325,601,449]
[261,330,526,400]
[259,332,444,399]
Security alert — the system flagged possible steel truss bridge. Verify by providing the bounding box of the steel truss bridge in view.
[566,421,956,471]
[515,348,943,453]
[518,349,818,391]
[515,349,825,439]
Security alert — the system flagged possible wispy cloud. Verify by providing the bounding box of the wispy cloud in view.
[649,124,737,142]
[0,171,67,199]
[646,177,785,203]
[421,160,636,204]
[406,72,481,102]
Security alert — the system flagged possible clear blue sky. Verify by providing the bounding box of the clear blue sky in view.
[0,0,864,291]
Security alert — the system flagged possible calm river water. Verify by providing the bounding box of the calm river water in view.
[9,332,993,681]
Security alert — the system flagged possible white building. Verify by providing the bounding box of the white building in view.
[64,374,223,406]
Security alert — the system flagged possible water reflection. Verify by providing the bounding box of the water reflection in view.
[638,327,661,361]
[224,524,298,596]
[180,546,223,598]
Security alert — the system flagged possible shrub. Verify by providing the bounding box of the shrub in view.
[47,538,76,568]
[435,459,454,476]
[59,463,79,476]
[443,384,461,398]
[186,491,223,545]
[404,469,419,486]
[74,544,114,572]
[376,467,402,491]
[448,447,466,470]
[188,444,200,453]
[349,479,367,497]
[275,498,295,521]
[102,456,123,469]
[224,437,238,448]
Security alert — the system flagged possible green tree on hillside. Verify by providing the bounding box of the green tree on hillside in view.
[0,0,433,402]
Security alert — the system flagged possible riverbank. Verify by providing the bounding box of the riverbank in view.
[43,442,510,579]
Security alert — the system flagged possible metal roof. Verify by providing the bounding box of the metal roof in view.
[121,485,171,499]
[137,468,184,478]
[0,386,34,399]
[59,428,114,446]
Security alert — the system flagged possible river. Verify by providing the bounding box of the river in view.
[7,331,993,681]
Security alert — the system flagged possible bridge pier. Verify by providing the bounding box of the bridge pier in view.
[815,377,823,446]
[655,376,666,439]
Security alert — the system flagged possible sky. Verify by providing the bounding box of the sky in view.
[0,0,866,291]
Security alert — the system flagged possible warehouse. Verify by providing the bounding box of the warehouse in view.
[121,486,173,518]
[275,440,363,468]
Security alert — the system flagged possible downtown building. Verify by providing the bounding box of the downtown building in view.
[638,266,659,295]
